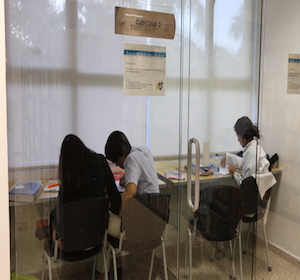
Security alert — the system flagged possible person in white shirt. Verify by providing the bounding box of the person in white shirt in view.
[220,116,276,200]
[214,116,277,258]
[105,130,159,217]
[96,131,159,280]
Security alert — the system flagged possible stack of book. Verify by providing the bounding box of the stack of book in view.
[9,180,43,202]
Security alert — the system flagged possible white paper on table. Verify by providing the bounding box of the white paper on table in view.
[43,180,60,192]
[219,167,229,175]
[116,180,126,192]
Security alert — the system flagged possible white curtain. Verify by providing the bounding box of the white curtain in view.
[6,0,260,167]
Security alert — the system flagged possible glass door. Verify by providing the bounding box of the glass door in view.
[177,0,263,279]
[6,0,262,279]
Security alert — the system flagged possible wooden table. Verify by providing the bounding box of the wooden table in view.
[156,167,282,186]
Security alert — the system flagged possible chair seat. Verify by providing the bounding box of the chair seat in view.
[44,239,102,262]
[194,212,239,241]
[243,204,266,223]
[242,214,257,223]
[107,234,162,253]
[196,223,238,242]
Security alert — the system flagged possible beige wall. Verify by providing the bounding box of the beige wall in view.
[0,1,10,279]
[260,0,300,259]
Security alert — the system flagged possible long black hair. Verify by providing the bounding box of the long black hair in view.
[58,134,93,202]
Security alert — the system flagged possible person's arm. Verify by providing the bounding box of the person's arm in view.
[233,171,243,186]
[233,146,256,187]
[220,156,226,167]
[119,182,137,218]
[228,164,236,176]
[226,152,243,169]
[102,156,122,215]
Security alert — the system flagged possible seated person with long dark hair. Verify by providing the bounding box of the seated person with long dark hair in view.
[50,134,121,250]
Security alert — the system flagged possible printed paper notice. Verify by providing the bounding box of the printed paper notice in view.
[124,44,166,96]
[287,53,300,94]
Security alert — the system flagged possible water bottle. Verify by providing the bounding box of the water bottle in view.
[213,154,220,177]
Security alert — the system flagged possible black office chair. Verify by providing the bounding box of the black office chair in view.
[41,197,109,280]
[107,193,171,280]
[189,185,244,280]
[240,176,272,271]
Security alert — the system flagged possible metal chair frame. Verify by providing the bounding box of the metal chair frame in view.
[107,193,171,280]
[41,197,109,280]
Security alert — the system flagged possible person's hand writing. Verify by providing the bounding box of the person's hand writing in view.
[228,165,236,176]
[119,175,126,187]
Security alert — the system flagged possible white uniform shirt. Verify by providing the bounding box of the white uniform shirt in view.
[124,146,159,195]
[226,139,277,199]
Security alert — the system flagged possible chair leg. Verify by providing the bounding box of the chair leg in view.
[162,242,168,280]
[262,221,272,271]
[41,254,45,280]
[238,222,243,280]
[186,217,205,279]
[148,250,155,280]
[103,246,109,280]
[186,228,193,280]
[92,250,108,280]
[43,253,52,280]
[184,231,188,278]
[92,255,97,280]
[229,240,237,280]
[106,246,112,275]
[243,223,252,254]
[48,258,53,280]
[110,246,118,280]
[210,242,217,262]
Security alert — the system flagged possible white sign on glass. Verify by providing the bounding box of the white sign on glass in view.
[287,53,300,94]
[123,44,166,96]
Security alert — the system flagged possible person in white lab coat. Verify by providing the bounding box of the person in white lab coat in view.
[220,116,276,200]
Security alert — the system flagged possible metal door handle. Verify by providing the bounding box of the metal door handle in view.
[187,138,200,212]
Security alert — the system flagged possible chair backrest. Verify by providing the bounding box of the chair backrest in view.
[61,197,109,253]
[121,193,171,253]
[196,185,243,241]
[240,176,271,221]
[240,176,259,215]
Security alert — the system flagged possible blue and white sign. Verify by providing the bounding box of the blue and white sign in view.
[123,44,166,96]
[288,53,300,94]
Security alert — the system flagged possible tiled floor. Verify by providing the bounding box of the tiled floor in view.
[29,225,300,280]
[12,208,300,280]
[32,253,171,280]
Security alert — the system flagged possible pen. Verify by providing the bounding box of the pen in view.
[48,182,60,188]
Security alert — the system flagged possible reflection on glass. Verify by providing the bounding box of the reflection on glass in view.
[7,0,261,279]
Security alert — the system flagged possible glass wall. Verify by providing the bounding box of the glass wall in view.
[6,0,259,168]
[7,0,263,279]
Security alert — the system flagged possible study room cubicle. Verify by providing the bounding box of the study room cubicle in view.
[6,0,280,279]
